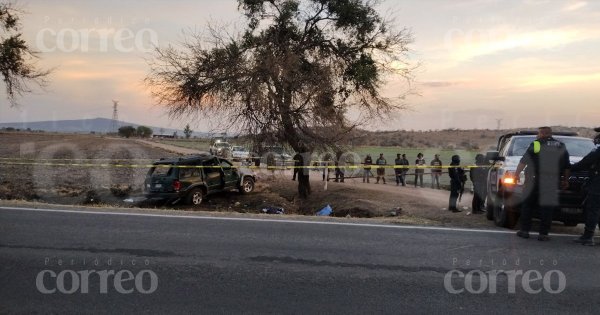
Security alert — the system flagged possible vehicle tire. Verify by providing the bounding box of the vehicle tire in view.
[494,195,519,229]
[186,188,204,206]
[493,202,507,227]
[239,177,255,194]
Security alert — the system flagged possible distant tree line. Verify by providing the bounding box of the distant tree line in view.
[118,125,153,138]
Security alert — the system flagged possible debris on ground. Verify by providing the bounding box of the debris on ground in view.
[262,206,284,214]
[316,204,333,216]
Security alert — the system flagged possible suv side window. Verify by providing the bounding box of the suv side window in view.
[180,165,201,179]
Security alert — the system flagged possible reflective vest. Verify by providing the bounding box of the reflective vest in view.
[533,140,541,154]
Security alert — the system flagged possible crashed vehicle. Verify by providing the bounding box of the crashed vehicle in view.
[144,154,256,205]
[485,131,596,228]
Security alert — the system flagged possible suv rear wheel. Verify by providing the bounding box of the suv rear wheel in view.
[240,177,255,194]
[186,188,205,206]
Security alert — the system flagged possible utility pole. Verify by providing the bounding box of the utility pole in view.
[496,119,503,130]
[111,100,119,133]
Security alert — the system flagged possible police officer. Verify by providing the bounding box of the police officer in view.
[448,155,465,212]
[400,154,409,186]
[514,127,570,241]
[395,154,404,186]
[292,152,302,181]
[572,127,600,246]
[363,154,373,183]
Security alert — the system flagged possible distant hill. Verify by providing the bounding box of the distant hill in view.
[0,118,207,137]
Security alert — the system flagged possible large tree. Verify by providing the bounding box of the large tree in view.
[146,0,414,199]
[0,2,49,106]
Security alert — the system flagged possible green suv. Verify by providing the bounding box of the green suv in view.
[144,154,256,205]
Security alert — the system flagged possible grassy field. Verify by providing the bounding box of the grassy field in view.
[155,139,211,151]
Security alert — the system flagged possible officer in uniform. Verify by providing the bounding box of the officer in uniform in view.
[448,155,465,212]
[395,154,404,186]
[400,154,409,186]
[363,154,373,183]
[292,152,302,181]
[572,127,600,246]
[514,127,570,241]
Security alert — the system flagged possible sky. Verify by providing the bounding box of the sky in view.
[1,0,599,132]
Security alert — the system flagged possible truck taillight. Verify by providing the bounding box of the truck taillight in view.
[173,180,181,191]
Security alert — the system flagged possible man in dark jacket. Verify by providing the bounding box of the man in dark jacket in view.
[395,154,404,186]
[514,127,570,241]
[292,153,302,181]
[363,154,373,183]
[470,154,488,214]
[448,155,465,212]
[400,154,409,186]
[572,128,600,246]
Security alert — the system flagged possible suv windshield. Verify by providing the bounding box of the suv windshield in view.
[232,146,245,151]
[507,136,596,157]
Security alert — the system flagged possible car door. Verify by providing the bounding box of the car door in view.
[179,162,202,191]
[203,158,223,191]
[219,159,238,188]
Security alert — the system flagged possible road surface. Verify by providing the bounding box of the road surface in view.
[1,206,600,314]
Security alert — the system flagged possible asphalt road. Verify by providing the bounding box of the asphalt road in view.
[2,206,600,314]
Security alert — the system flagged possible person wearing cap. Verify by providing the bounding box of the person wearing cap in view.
[448,155,465,212]
[514,127,571,241]
[572,127,600,246]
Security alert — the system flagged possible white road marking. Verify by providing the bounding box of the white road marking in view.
[0,206,578,237]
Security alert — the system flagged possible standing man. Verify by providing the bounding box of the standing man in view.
[394,154,404,186]
[363,154,373,183]
[572,128,600,246]
[514,127,570,241]
[335,151,346,183]
[292,152,302,181]
[415,153,425,187]
[376,153,387,184]
[470,154,489,214]
[448,155,465,212]
[430,154,443,189]
[400,154,409,187]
